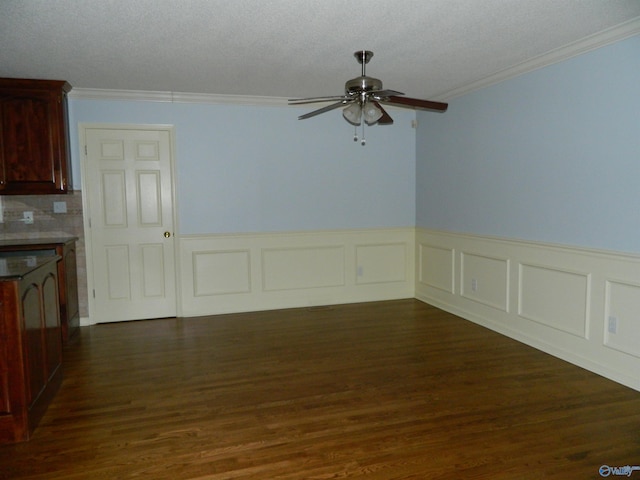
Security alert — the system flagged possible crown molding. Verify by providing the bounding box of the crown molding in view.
[171,92,288,106]
[68,19,639,105]
[68,88,289,106]
[435,17,640,101]
[68,88,172,102]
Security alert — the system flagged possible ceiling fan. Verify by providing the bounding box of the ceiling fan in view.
[289,50,448,144]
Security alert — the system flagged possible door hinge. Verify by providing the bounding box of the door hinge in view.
[84,145,88,155]
[93,289,96,298]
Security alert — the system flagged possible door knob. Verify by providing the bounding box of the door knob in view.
[164,231,171,238]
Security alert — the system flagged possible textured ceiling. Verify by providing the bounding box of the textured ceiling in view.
[1,0,640,101]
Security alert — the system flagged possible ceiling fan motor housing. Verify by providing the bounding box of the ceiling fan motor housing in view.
[345,76,383,95]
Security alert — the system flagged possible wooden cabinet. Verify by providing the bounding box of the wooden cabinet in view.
[0,78,72,195]
[0,256,63,443]
[0,238,80,343]
[60,241,80,342]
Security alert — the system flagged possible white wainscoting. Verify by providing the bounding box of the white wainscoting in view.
[179,228,415,316]
[415,228,640,392]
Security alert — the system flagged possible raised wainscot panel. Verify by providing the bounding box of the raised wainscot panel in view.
[262,246,345,292]
[418,243,454,294]
[461,252,509,312]
[193,250,251,296]
[518,263,590,338]
[605,280,640,359]
[356,243,406,285]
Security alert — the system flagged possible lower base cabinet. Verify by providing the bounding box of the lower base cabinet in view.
[0,256,62,443]
[0,237,80,343]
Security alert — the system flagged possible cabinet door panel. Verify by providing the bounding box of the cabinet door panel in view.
[0,78,71,194]
[1,95,55,182]
[42,273,61,381]
[63,245,80,339]
[22,285,45,407]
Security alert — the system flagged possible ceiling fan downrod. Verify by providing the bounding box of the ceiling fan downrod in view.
[355,50,374,75]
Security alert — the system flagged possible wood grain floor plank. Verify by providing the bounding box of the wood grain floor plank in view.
[1,300,639,479]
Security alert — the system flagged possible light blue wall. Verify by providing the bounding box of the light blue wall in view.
[416,35,640,254]
[68,99,416,234]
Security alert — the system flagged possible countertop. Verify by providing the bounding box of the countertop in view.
[0,255,61,281]
[0,237,78,249]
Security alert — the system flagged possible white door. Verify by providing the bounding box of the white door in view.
[83,126,177,323]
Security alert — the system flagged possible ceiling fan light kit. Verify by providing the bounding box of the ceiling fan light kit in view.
[342,102,362,125]
[363,102,383,124]
[289,50,448,145]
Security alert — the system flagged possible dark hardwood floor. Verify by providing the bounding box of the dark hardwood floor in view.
[1,299,639,479]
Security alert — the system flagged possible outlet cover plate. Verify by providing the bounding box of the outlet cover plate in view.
[53,201,67,213]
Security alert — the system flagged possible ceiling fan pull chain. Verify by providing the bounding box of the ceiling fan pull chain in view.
[361,123,366,146]
[353,126,358,142]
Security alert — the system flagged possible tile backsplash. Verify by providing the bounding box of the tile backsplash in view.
[0,191,88,318]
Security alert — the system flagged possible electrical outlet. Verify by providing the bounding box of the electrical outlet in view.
[471,278,478,292]
[608,316,618,334]
[23,211,34,225]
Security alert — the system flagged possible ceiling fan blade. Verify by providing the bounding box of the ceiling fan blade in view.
[370,89,404,98]
[383,95,448,112]
[298,100,351,120]
[372,102,393,125]
[289,95,348,105]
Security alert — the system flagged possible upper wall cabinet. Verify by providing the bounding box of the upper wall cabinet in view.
[0,78,72,195]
